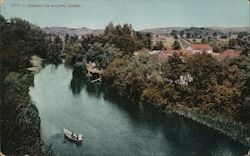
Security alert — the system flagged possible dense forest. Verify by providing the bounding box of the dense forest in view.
[0,15,59,155]
[1,15,250,155]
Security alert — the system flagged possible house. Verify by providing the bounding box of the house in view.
[215,49,240,61]
[155,34,166,41]
[186,44,213,53]
[153,34,174,42]
[155,50,193,62]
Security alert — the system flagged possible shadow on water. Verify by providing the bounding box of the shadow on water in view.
[69,69,148,123]
[70,69,102,98]
[70,70,86,95]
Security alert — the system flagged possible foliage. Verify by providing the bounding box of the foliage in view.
[211,39,222,53]
[226,32,250,56]
[104,52,249,122]
[66,42,118,70]
[236,32,250,56]
[104,23,151,54]
[161,53,184,83]
[81,34,106,51]
[2,72,42,155]
[141,88,167,108]
[172,40,181,50]
[153,41,164,50]
[0,16,53,155]
[47,35,63,64]
[201,38,209,44]
[85,43,117,69]
[228,38,237,49]
[185,54,246,116]
[64,40,83,64]
[0,16,64,70]
[170,30,178,39]
[104,54,161,98]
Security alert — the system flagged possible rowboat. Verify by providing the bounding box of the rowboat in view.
[63,128,83,143]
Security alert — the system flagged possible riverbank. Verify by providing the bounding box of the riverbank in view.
[27,55,44,74]
[101,53,250,148]
[101,77,250,147]
[165,105,250,147]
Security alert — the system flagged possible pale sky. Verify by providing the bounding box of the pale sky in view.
[0,0,249,30]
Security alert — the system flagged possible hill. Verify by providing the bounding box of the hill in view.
[141,27,250,35]
[42,27,104,37]
[42,26,249,37]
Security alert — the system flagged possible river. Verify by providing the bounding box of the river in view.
[29,64,248,156]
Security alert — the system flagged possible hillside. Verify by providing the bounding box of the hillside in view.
[141,27,250,35]
[42,26,250,37]
[42,27,104,37]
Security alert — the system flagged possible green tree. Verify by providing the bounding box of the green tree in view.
[172,40,181,50]
[153,41,164,50]
[201,38,208,44]
[47,35,63,64]
[180,31,185,38]
[228,38,237,49]
[236,32,250,56]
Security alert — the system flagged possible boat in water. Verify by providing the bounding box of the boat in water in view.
[63,128,83,143]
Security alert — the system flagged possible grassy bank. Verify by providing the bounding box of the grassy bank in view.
[165,105,250,147]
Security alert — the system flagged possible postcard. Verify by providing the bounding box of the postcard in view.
[0,0,250,155]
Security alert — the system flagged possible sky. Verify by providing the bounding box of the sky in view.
[0,0,249,30]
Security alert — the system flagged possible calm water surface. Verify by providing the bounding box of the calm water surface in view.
[29,64,248,156]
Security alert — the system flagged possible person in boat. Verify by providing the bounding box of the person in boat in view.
[76,134,78,140]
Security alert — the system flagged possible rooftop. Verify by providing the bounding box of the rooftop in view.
[216,49,240,60]
[190,44,213,51]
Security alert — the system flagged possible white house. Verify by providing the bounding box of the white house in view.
[186,44,213,54]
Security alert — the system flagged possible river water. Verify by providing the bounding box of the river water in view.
[29,64,248,156]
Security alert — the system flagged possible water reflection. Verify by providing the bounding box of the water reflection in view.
[70,69,103,97]
[70,70,86,95]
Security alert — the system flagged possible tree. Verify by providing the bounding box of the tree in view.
[213,32,218,37]
[172,40,181,50]
[153,41,164,50]
[180,31,185,38]
[103,24,150,54]
[104,22,115,36]
[47,35,63,64]
[211,39,221,53]
[85,43,117,69]
[228,38,237,49]
[236,32,250,56]
[220,34,228,39]
[170,30,178,39]
[104,54,161,98]
[2,72,42,154]
[161,53,184,84]
[201,38,208,44]
[64,40,82,64]
[184,53,246,115]
[65,34,70,43]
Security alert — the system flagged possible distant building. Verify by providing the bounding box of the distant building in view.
[215,49,240,61]
[154,50,192,62]
[186,44,213,53]
[157,34,166,41]
[153,34,174,42]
